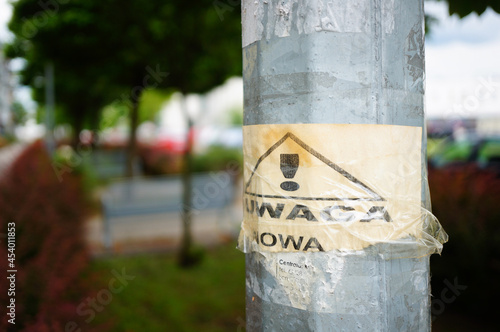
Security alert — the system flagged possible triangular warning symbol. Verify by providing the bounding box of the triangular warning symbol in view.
[245,132,384,201]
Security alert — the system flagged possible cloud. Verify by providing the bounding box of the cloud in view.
[0,0,13,42]
[424,2,500,118]
[425,1,500,45]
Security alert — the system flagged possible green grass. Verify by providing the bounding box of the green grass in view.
[84,242,497,332]
[88,244,246,332]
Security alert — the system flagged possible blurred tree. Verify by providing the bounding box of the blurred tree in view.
[138,89,173,124]
[86,1,242,266]
[6,0,494,145]
[443,0,500,17]
[10,101,28,126]
[229,107,244,126]
[6,1,119,146]
[425,1,500,33]
[7,0,241,266]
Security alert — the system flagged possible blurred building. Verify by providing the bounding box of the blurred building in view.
[0,42,13,135]
[427,118,477,138]
[426,73,500,137]
[156,77,243,152]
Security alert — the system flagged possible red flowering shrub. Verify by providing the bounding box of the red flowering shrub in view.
[139,145,184,175]
[0,141,94,331]
[429,165,500,318]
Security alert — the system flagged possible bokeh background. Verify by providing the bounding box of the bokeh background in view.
[0,1,499,331]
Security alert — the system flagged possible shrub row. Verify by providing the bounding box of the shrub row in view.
[0,141,97,331]
[429,165,500,319]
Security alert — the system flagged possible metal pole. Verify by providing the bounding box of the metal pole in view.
[240,1,446,331]
[45,62,55,156]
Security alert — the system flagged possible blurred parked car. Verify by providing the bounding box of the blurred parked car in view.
[428,135,500,173]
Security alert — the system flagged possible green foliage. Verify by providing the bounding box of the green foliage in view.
[52,144,103,198]
[138,89,172,124]
[192,145,243,173]
[88,244,245,332]
[479,140,500,162]
[7,0,118,135]
[6,0,242,138]
[0,135,13,147]
[428,137,500,168]
[228,108,244,126]
[10,101,28,125]
[442,0,500,17]
[99,103,129,130]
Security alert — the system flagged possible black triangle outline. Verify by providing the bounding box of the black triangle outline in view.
[245,132,385,201]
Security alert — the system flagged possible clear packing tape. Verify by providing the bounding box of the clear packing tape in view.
[237,124,448,259]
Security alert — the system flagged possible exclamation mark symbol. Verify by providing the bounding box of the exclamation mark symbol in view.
[280,154,300,191]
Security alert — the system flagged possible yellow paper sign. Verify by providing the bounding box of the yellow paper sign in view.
[240,124,423,252]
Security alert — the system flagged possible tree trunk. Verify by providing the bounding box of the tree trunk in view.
[126,88,142,177]
[89,108,101,148]
[71,110,84,149]
[178,94,200,267]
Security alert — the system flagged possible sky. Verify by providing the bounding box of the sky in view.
[1,0,500,120]
[0,0,11,42]
[424,2,500,119]
[425,2,500,45]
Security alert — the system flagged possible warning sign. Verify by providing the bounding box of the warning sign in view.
[240,124,423,252]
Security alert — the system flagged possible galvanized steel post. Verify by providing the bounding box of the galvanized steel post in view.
[241,0,441,331]
[44,62,56,156]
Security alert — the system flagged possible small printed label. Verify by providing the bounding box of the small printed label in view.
[277,257,314,281]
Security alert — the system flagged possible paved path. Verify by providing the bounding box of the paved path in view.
[0,143,27,178]
[87,179,244,255]
[85,206,242,255]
